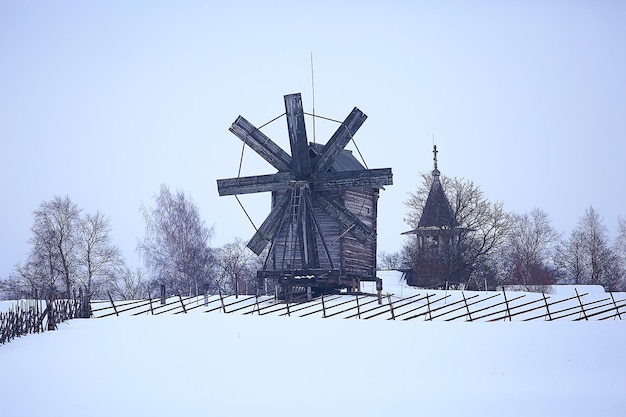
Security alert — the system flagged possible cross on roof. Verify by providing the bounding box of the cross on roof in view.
[433,145,438,171]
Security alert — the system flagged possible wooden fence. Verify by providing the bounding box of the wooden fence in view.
[0,298,86,346]
[90,288,626,321]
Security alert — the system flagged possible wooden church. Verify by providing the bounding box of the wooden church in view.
[402,146,466,287]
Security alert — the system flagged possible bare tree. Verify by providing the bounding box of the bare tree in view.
[616,217,626,264]
[213,237,263,295]
[76,211,124,299]
[404,173,510,288]
[556,206,622,291]
[614,217,626,291]
[28,196,81,297]
[9,196,125,300]
[501,208,560,289]
[139,185,214,296]
[378,251,403,270]
[108,267,149,300]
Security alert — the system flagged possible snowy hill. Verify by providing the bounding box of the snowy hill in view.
[1,282,625,417]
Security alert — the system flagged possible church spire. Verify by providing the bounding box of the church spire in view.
[416,144,457,229]
[432,144,440,177]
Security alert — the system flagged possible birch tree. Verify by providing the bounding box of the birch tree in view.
[139,185,214,296]
[556,206,622,290]
[11,196,125,299]
[213,238,263,295]
[76,211,124,298]
[29,196,81,297]
[502,208,560,288]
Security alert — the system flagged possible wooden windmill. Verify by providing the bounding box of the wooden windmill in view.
[217,93,392,298]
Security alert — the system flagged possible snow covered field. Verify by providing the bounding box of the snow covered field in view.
[1,290,624,417]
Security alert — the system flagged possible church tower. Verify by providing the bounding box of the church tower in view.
[402,146,465,287]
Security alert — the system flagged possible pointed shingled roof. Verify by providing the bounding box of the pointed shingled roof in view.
[417,145,457,228]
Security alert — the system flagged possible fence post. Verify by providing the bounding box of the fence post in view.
[107,291,119,317]
[462,291,473,322]
[252,295,261,315]
[78,287,91,318]
[575,288,588,321]
[610,293,622,320]
[542,292,553,321]
[219,290,227,313]
[47,296,56,331]
[387,294,396,320]
[160,284,166,305]
[502,288,512,321]
[178,294,187,314]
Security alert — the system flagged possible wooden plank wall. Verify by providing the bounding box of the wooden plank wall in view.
[341,188,378,278]
[267,187,379,279]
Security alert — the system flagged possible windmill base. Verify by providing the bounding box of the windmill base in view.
[258,270,375,301]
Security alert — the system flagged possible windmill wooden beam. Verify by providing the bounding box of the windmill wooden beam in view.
[216,172,296,196]
[229,116,292,172]
[314,107,367,175]
[285,93,312,178]
[313,168,393,191]
[247,192,291,255]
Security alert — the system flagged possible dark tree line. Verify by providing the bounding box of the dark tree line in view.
[388,172,626,292]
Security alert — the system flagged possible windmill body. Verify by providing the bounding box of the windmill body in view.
[217,93,392,297]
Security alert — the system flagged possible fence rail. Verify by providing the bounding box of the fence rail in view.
[89,289,626,322]
[3,289,623,346]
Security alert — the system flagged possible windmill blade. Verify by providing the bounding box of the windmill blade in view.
[313,168,393,191]
[315,194,375,245]
[229,116,292,172]
[284,93,312,178]
[217,172,296,196]
[247,192,291,255]
[313,107,367,175]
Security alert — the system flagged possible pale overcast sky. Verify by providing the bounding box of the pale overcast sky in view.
[2,1,625,278]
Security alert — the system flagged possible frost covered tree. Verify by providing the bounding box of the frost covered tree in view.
[139,185,214,296]
[10,196,124,299]
[555,206,622,291]
[378,251,403,270]
[213,238,263,295]
[108,267,149,300]
[25,196,81,297]
[403,172,510,288]
[76,211,124,298]
[611,216,626,290]
[501,208,560,289]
